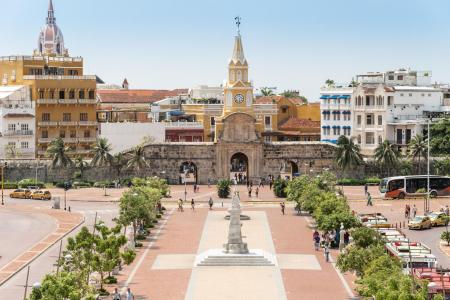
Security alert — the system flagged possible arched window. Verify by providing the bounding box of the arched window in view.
[230,71,235,82]
[56,43,61,54]
[237,70,242,81]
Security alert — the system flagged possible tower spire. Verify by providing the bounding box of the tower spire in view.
[47,0,56,25]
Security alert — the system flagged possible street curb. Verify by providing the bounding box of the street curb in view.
[438,241,450,258]
[0,212,85,287]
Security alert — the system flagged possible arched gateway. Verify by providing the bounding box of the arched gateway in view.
[230,152,249,184]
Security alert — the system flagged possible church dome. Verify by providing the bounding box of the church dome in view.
[37,0,66,56]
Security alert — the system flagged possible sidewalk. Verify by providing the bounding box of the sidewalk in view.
[0,204,84,285]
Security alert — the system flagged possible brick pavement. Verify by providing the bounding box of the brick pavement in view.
[0,204,83,285]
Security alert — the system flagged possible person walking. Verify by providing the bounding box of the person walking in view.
[178,198,184,212]
[364,183,368,196]
[126,288,134,300]
[280,202,285,215]
[208,197,214,210]
[112,288,121,300]
[207,178,211,188]
[255,187,259,198]
[366,192,373,206]
[324,243,330,262]
[313,230,320,251]
[404,204,410,219]
[412,204,417,218]
[269,180,273,190]
[193,183,197,193]
[248,187,252,197]
[445,205,449,216]
[191,198,195,211]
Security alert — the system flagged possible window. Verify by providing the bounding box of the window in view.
[59,90,65,99]
[264,116,271,126]
[357,135,361,144]
[69,90,75,99]
[68,70,78,76]
[409,93,412,97]
[366,132,375,144]
[70,130,76,138]
[333,112,340,121]
[323,128,327,135]
[80,113,88,121]
[376,96,384,106]
[84,130,91,138]
[42,130,48,138]
[400,93,404,97]
[63,113,71,122]
[387,96,393,106]
[366,114,374,125]
[210,117,215,126]
[21,141,28,149]
[264,136,271,142]
[49,90,55,99]
[428,93,432,97]
[42,113,50,121]
[89,91,95,99]
[388,75,394,80]
[333,127,341,135]
[378,115,382,125]
[357,115,362,125]
[20,124,29,131]
[39,91,44,99]
[60,130,66,138]
[397,75,404,80]
[281,107,288,113]
[378,136,382,144]
[344,127,351,135]
[8,124,16,131]
[7,142,15,148]
[79,90,85,99]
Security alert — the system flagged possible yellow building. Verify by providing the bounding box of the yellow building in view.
[0,0,98,157]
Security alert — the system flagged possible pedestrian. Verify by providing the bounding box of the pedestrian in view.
[196,185,200,193]
[324,243,330,262]
[255,187,259,198]
[364,183,368,196]
[208,197,214,210]
[269,180,273,190]
[193,183,197,193]
[412,204,417,218]
[246,180,250,188]
[112,288,121,300]
[445,205,450,216]
[280,202,285,215]
[126,288,134,300]
[191,198,195,210]
[207,178,211,188]
[248,187,252,197]
[404,204,409,219]
[178,198,184,212]
[313,230,320,251]
[250,182,253,189]
[366,192,373,206]
[344,231,350,245]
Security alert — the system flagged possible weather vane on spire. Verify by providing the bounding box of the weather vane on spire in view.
[235,16,241,35]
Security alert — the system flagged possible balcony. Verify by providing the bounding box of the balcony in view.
[78,99,97,104]
[37,99,58,105]
[58,99,78,104]
[3,130,34,136]
[164,121,203,129]
[78,137,97,143]
[23,75,96,80]
[75,149,92,154]
[38,121,58,126]
[59,121,78,126]
[63,138,78,143]
[38,138,52,143]
[78,121,98,126]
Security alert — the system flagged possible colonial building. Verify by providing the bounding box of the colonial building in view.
[0,0,98,158]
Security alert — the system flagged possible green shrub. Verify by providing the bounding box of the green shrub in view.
[152,219,158,224]
[93,181,115,188]
[217,179,232,198]
[156,214,162,219]
[73,181,93,188]
[365,177,381,185]
[136,234,146,240]
[146,224,155,229]
[135,242,143,248]
[2,182,18,189]
[18,178,45,188]
[273,179,288,198]
[103,276,117,284]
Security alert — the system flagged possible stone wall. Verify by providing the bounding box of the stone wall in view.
[2,141,338,184]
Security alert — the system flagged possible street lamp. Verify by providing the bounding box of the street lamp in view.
[426,119,431,213]
[1,162,7,205]
[184,169,188,202]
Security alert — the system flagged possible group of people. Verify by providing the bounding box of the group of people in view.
[177,197,215,212]
[112,288,134,300]
[313,229,350,262]
[247,182,259,198]
[404,204,418,219]
[192,183,200,193]
[234,172,248,184]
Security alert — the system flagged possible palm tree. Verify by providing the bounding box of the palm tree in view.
[74,155,88,180]
[408,134,427,174]
[374,140,400,176]
[335,136,363,171]
[126,145,148,175]
[260,87,274,97]
[91,138,113,167]
[46,137,73,169]
[113,152,127,181]
[325,79,335,87]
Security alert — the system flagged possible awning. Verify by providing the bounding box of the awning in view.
[332,111,341,114]
[169,110,185,116]
[339,95,351,99]
[322,110,330,114]
[320,95,329,99]
[330,95,340,99]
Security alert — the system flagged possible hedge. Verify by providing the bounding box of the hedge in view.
[18,178,45,188]
[93,181,115,188]
[73,181,93,188]
[2,182,18,189]
[337,177,381,186]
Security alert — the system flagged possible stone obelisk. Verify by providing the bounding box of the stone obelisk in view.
[223,191,249,254]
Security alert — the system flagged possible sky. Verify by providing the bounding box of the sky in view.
[2,0,450,101]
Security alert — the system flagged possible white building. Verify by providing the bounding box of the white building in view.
[99,122,165,154]
[189,85,223,101]
[320,87,353,144]
[0,85,35,159]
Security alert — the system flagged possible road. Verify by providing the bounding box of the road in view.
[0,196,119,299]
[0,209,55,269]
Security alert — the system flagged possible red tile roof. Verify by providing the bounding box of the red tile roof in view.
[255,95,307,105]
[97,89,188,104]
[278,117,321,130]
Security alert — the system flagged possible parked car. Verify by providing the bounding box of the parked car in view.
[31,190,52,200]
[408,216,432,230]
[364,219,392,228]
[428,212,449,227]
[9,189,31,199]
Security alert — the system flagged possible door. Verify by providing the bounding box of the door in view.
[396,129,403,144]
[405,129,412,145]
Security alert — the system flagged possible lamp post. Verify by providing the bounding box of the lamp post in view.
[1,162,7,205]
[184,169,188,202]
[426,119,431,213]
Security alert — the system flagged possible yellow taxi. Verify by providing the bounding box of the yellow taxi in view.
[408,216,432,230]
[9,189,32,199]
[428,212,449,227]
[31,190,52,200]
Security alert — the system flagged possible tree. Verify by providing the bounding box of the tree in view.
[91,137,113,167]
[325,79,335,87]
[335,136,363,171]
[132,176,169,197]
[273,178,288,198]
[74,155,88,180]
[441,231,450,246]
[374,140,400,176]
[112,153,127,181]
[126,145,148,175]
[217,179,232,198]
[281,90,298,98]
[349,78,358,87]
[350,227,383,248]
[313,194,358,231]
[336,244,386,276]
[47,137,73,169]
[409,134,427,174]
[434,157,450,175]
[260,87,274,96]
[430,117,450,156]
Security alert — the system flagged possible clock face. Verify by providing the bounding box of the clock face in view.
[234,93,244,104]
